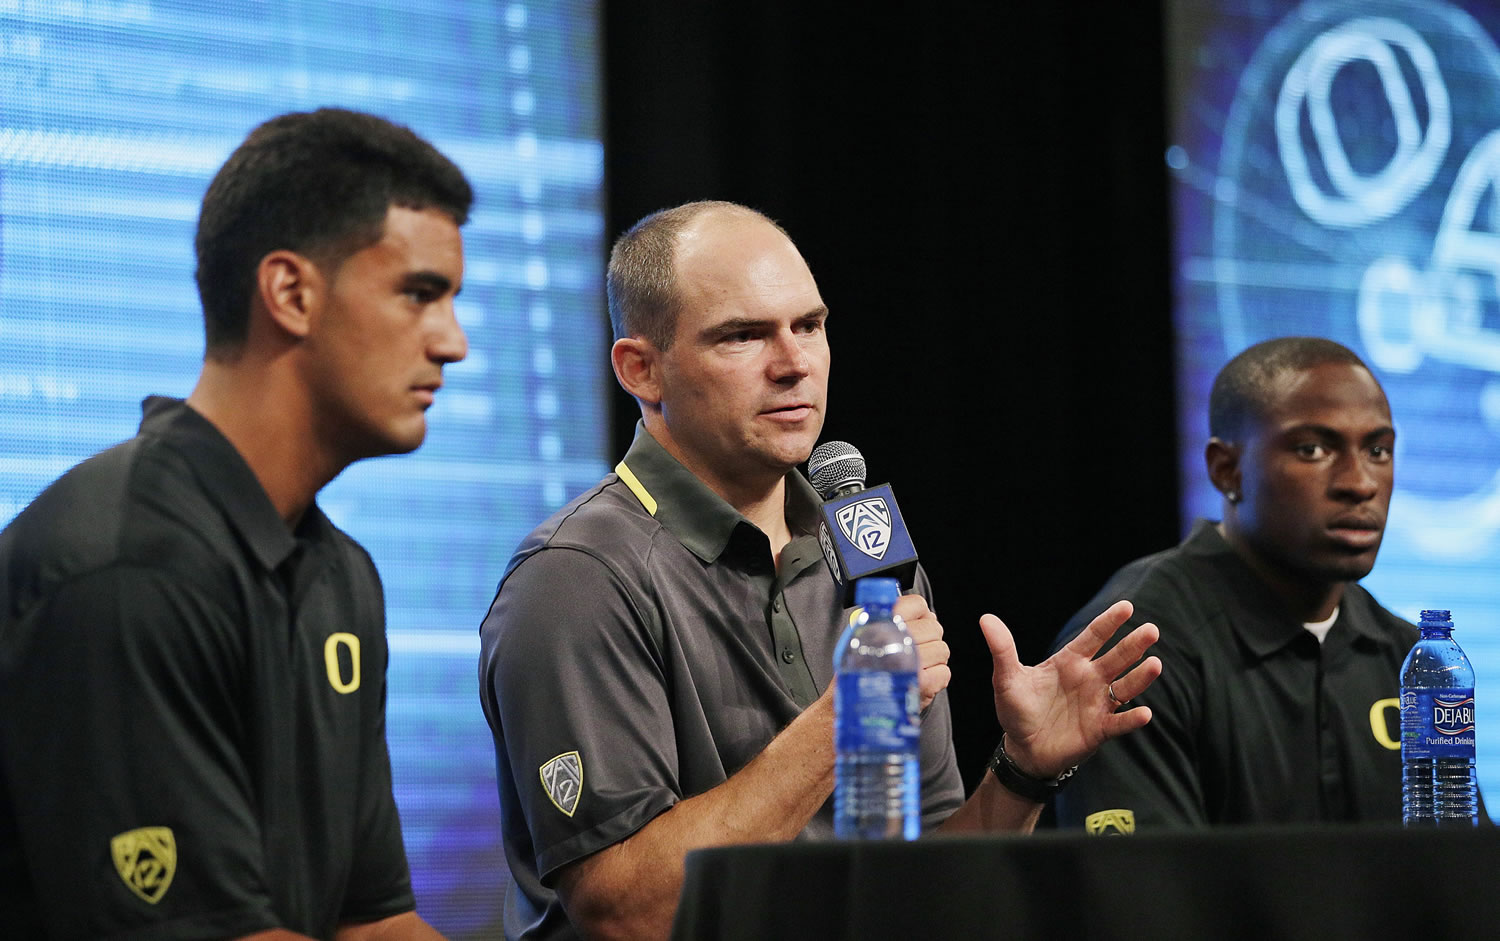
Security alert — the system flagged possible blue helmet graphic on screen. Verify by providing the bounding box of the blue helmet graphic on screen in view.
[1212,0,1500,557]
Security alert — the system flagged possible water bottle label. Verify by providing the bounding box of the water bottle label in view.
[1400,687,1476,758]
[835,671,920,751]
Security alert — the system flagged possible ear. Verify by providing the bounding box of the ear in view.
[611,336,663,408]
[254,250,323,340]
[1205,437,1242,500]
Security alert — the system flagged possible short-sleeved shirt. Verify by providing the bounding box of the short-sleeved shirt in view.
[0,397,414,939]
[479,424,966,941]
[1050,520,1417,832]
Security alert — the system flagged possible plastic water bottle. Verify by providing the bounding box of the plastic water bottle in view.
[1400,609,1478,827]
[833,577,921,840]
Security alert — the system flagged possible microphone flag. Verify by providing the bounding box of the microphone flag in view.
[817,483,918,605]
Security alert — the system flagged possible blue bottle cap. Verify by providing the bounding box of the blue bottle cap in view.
[853,577,900,608]
[1419,609,1453,623]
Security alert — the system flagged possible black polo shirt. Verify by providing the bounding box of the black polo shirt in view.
[1050,520,1419,832]
[479,423,965,941]
[0,397,414,939]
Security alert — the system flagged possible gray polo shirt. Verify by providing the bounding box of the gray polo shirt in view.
[479,424,966,941]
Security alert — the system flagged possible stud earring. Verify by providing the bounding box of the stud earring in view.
[1226,490,1240,504]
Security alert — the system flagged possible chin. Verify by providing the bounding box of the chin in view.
[366,421,428,459]
[786,429,822,462]
[1319,553,1380,584]
[770,444,816,472]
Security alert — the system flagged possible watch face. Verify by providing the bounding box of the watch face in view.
[1169,0,1500,798]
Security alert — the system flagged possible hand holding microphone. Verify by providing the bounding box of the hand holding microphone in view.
[814,446,951,716]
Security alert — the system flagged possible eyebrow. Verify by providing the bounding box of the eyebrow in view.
[1281,423,1396,441]
[699,306,829,341]
[403,270,461,298]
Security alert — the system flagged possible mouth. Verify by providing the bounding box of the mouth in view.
[1327,515,1383,550]
[760,403,815,422]
[412,383,442,407]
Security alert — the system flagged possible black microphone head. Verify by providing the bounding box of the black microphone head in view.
[807,440,866,499]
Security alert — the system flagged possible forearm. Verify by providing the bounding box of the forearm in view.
[334,911,446,940]
[559,693,835,941]
[934,770,1043,834]
[239,911,444,941]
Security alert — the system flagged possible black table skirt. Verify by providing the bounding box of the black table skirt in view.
[671,825,1500,940]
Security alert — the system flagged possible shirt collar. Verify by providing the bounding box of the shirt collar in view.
[1184,519,1384,656]
[1182,522,1392,654]
[615,422,821,564]
[1183,520,1309,658]
[139,396,309,572]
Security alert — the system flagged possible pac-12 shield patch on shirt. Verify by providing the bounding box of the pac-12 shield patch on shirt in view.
[540,751,583,817]
[110,826,176,903]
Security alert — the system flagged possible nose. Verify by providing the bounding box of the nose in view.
[767,328,811,382]
[1330,451,1380,502]
[429,300,469,365]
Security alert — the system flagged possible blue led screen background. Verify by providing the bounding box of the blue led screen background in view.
[0,3,605,936]
[1168,0,1500,804]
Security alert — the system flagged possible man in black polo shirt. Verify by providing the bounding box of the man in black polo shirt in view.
[1052,336,1428,833]
[479,200,1165,940]
[0,109,469,939]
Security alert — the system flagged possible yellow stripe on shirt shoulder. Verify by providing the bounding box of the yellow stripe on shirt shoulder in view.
[614,461,658,516]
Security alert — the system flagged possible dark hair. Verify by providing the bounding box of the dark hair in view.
[195,107,473,354]
[1209,336,1377,439]
[607,200,790,349]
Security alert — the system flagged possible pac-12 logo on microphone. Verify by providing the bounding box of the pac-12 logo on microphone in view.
[837,497,891,560]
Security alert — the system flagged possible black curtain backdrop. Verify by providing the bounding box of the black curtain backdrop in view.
[604,2,1181,791]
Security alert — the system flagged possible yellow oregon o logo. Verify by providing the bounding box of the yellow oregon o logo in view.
[1369,697,1400,750]
[324,633,361,694]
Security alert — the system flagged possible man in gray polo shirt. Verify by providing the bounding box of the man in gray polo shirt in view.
[479,200,1163,941]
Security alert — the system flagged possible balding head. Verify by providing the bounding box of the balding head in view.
[607,201,794,350]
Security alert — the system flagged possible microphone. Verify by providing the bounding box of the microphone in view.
[806,441,919,605]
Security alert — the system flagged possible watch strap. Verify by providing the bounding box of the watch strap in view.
[987,734,1077,803]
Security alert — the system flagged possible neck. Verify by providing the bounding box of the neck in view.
[187,354,342,527]
[1217,520,1345,622]
[738,479,795,562]
[695,465,795,562]
[642,413,797,562]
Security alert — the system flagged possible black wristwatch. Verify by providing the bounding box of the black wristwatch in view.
[988,734,1077,803]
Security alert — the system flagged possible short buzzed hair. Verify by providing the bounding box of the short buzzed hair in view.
[1209,337,1378,440]
[606,200,790,350]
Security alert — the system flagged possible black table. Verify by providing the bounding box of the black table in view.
[671,825,1500,940]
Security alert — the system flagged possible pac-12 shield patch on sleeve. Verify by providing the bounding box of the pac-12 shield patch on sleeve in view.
[110,826,176,904]
[540,751,583,817]
[1084,809,1136,836]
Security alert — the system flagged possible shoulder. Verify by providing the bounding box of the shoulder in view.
[318,515,383,584]
[1343,583,1419,647]
[2,432,246,624]
[1079,540,1210,618]
[481,475,664,643]
[3,437,140,584]
[479,480,672,702]
[1051,535,1225,656]
[503,476,663,587]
